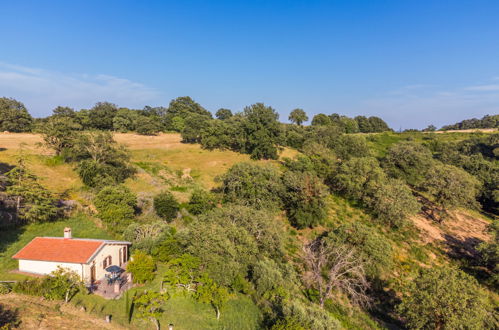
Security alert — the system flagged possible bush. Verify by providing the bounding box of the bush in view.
[397,266,491,329]
[188,189,216,215]
[12,267,82,302]
[135,115,162,135]
[153,191,179,221]
[94,185,137,234]
[369,178,420,227]
[0,284,11,295]
[71,132,136,187]
[127,251,156,283]
[324,222,393,279]
[280,171,328,229]
[382,142,433,185]
[218,162,284,210]
[0,97,33,132]
[124,221,174,253]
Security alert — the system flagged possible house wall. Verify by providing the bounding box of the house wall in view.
[18,259,88,280]
[90,244,128,280]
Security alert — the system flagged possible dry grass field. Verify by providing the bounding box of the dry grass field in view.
[0,132,295,202]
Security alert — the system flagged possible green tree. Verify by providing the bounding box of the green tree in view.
[133,291,168,330]
[324,222,393,278]
[423,124,437,132]
[218,162,284,210]
[288,109,308,126]
[52,106,76,119]
[181,113,211,142]
[153,191,179,221]
[196,275,229,320]
[113,108,139,132]
[72,131,135,187]
[280,171,328,229]
[162,254,201,292]
[188,189,216,215]
[48,267,84,303]
[94,185,136,233]
[367,116,390,132]
[199,205,284,259]
[40,116,81,155]
[338,116,360,133]
[87,102,118,130]
[333,157,386,203]
[420,163,480,218]
[165,96,212,130]
[242,103,282,160]
[311,114,331,126]
[477,221,499,286]
[354,115,372,133]
[183,209,261,286]
[5,155,59,223]
[135,115,162,135]
[383,142,434,185]
[0,97,33,132]
[332,135,371,160]
[370,178,420,227]
[215,108,233,120]
[127,251,156,284]
[397,267,490,330]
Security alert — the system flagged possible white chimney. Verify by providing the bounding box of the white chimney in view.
[64,227,72,239]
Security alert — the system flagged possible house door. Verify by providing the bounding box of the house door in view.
[119,249,123,266]
[123,246,127,264]
[90,265,96,284]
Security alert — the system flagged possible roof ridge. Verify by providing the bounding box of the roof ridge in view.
[38,237,131,244]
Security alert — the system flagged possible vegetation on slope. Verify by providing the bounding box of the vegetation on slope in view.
[0,95,498,329]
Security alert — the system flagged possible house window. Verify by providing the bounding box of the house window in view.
[103,255,112,269]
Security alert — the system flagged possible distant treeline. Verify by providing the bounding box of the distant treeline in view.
[0,96,391,159]
[440,114,499,131]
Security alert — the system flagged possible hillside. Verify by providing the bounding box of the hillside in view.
[0,293,124,330]
[0,131,497,329]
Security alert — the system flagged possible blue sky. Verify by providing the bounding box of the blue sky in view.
[1,0,498,129]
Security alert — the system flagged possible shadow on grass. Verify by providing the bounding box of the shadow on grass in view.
[367,279,404,330]
[0,303,20,328]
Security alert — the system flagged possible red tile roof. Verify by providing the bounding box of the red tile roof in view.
[12,237,104,264]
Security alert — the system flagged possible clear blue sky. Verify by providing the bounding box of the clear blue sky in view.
[1,0,498,129]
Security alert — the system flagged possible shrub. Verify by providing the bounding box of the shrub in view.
[324,222,393,279]
[369,178,420,227]
[0,284,11,295]
[153,191,179,221]
[217,162,284,210]
[187,189,216,215]
[382,142,433,185]
[135,116,162,135]
[280,171,328,229]
[397,266,490,329]
[127,251,156,283]
[94,185,137,234]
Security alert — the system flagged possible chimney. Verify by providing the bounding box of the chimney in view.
[64,227,72,239]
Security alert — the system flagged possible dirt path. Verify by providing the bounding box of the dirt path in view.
[0,293,125,330]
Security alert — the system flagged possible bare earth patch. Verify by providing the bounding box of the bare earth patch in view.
[411,210,491,258]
